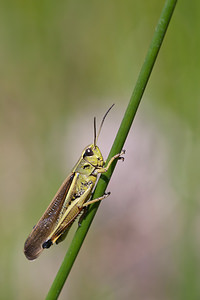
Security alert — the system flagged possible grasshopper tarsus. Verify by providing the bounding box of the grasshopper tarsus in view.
[118,156,124,161]
[105,191,111,196]
[118,149,126,161]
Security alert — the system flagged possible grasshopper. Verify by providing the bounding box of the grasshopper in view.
[24,105,125,260]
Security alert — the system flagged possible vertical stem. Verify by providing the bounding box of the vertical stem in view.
[46,0,177,299]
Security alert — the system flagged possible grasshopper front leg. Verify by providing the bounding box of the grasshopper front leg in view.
[83,150,125,207]
[84,150,125,207]
[95,150,125,175]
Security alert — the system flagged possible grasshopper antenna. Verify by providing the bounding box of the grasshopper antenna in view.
[94,116,97,147]
[95,104,115,144]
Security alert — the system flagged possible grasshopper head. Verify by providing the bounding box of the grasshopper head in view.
[82,144,104,168]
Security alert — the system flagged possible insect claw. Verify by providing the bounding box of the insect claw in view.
[118,149,125,161]
[121,149,126,155]
[105,191,111,196]
[118,156,124,161]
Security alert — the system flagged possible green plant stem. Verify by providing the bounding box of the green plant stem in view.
[46,0,177,299]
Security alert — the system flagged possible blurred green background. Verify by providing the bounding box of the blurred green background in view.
[1,0,200,299]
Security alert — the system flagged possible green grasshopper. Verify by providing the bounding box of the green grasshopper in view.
[24,105,125,260]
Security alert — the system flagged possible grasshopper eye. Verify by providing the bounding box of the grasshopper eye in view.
[83,148,94,157]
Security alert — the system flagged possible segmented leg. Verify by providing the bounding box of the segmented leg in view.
[82,192,111,207]
[95,150,125,175]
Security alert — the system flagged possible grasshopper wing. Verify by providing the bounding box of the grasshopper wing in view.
[24,173,74,260]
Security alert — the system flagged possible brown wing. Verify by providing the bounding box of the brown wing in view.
[24,173,74,260]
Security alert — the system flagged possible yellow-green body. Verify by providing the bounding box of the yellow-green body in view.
[24,142,124,260]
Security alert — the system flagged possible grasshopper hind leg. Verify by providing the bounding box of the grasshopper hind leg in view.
[78,207,88,227]
[55,225,72,245]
